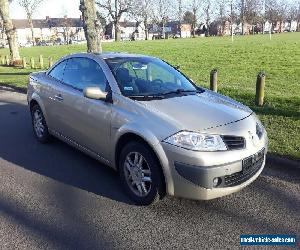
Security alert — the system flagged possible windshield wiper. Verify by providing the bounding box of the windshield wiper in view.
[128,89,203,100]
[161,89,202,96]
[128,94,164,100]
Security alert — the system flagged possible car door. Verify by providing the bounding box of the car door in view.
[45,59,69,130]
[52,57,113,161]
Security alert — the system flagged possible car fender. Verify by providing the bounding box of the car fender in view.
[113,123,175,196]
[29,92,49,124]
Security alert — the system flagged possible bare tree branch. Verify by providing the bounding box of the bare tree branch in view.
[18,0,44,44]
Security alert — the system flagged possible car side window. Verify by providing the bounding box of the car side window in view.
[48,60,67,81]
[62,57,108,92]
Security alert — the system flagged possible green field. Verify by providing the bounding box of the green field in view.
[0,33,299,159]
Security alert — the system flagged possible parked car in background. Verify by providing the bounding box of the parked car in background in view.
[36,41,48,46]
[0,43,9,49]
[27,52,268,205]
[19,42,33,48]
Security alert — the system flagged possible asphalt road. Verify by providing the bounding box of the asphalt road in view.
[0,86,299,250]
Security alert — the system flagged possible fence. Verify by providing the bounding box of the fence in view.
[0,55,54,70]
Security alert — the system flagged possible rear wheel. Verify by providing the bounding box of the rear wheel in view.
[119,142,165,205]
[31,105,51,143]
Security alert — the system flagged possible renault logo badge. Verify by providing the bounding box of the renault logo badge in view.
[248,131,259,147]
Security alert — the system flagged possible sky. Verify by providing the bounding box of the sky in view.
[9,0,297,21]
[10,0,82,19]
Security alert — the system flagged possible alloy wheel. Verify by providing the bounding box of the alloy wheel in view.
[123,152,152,197]
[33,109,45,138]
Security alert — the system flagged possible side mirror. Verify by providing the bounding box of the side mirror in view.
[83,86,108,101]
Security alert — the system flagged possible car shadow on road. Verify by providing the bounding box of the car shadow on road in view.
[0,98,132,205]
[1,89,300,249]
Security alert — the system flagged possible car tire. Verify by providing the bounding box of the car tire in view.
[31,105,51,143]
[119,141,165,205]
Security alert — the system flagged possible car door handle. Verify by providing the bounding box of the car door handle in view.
[54,94,64,101]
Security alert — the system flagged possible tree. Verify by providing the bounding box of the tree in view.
[241,0,262,34]
[218,0,226,21]
[190,0,201,37]
[183,10,195,25]
[62,16,71,44]
[296,1,300,31]
[150,0,172,37]
[97,0,134,41]
[229,0,236,35]
[96,11,107,31]
[265,0,280,28]
[176,0,183,37]
[0,0,20,61]
[203,0,213,36]
[80,0,102,53]
[216,0,227,35]
[18,0,44,45]
[130,0,154,40]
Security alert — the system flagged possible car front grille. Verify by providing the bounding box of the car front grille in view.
[223,148,265,187]
[221,135,245,150]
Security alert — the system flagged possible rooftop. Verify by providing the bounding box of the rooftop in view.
[12,17,83,29]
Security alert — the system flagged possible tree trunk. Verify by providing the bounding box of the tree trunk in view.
[79,0,102,53]
[114,21,121,41]
[0,0,20,62]
[144,18,148,40]
[27,14,35,45]
[192,8,196,37]
[192,23,195,37]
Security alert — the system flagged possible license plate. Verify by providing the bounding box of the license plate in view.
[242,148,265,173]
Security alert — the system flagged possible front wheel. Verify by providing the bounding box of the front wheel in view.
[119,142,165,205]
[31,105,51,143]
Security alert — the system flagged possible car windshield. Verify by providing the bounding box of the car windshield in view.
[105,57,199,98]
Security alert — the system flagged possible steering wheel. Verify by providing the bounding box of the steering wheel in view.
[152,79,163,85]
[150,79,163,91]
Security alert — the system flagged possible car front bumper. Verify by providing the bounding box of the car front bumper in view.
[160,132,268,200]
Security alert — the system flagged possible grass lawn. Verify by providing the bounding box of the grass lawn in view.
[0,33,299,159]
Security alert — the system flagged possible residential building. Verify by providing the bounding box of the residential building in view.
[148,22,192,39]
[0,16,85,45]
[105,21,146,41]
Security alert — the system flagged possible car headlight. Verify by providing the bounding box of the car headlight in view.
[163,131,227,151]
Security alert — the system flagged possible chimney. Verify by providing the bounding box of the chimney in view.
[64,15,67,19]
[46,16,50,20]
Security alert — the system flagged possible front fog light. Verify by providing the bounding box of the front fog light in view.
[213,177,222,187]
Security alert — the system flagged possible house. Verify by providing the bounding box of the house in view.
[209,20,231,36]
[283,21,298,32]
[105,21,146,41]
[263,20,299,33]
[233,22,252,35]
[164,21,192,38]
[148,22,192,39]
[0,16,85,45]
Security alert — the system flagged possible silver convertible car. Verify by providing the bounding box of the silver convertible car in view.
[27,52,268,205]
